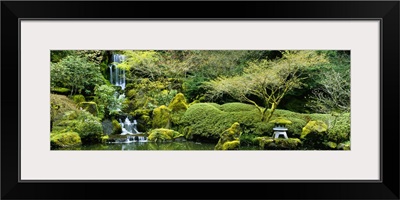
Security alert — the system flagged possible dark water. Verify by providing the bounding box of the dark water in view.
[53,141,261,151]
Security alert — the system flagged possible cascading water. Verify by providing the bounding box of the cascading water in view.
[109,54,126,90]
[119,117,140,135]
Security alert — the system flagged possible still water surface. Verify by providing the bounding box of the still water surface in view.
[53,141,261,151]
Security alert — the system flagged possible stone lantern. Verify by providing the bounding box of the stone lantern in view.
[269,117,292,139]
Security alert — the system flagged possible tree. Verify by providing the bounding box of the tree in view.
[307,69,350,114]
[205,50,328,122]
[94,85,126,117]
[50,55,104,95]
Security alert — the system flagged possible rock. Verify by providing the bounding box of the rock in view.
[50,132,81,148]
[111,119,122,135]
[215,122,242,150]
[152,105,172,129]
[168,93,188,112]
[148,128,184,142]
[79,102,99,117]
[255,137,302,150]
[301,120,328,139]
[102,119,113,135]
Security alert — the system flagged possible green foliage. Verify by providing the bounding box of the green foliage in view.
[78,102,98,117]
[269,117,292,125]
[50,55,104,95]
[112,119,122,135]
[52,110,103,144]
[131,108,152,132]
[73,95,86,104]
[154,89,178,107]
[50,94,79,129]
[148,128,184,142]
[301,120,328,149]
[94,85,125,117]
[205,50,329,122]
[152,105,172,129]
[51,87,71,95]
[255,137,302,150]
[168,93,188,112]
[327,113,350,143]
[50,131,81,149]
[215,122,242,150]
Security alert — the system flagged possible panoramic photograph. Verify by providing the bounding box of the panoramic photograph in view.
[50,50,351,150]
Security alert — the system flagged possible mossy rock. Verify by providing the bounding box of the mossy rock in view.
[152,105,172,129]
[72,94,85,104]
[50,131,81,148]
[148,128,184,142]
[325,141,337,149]
[101,135,109,143]
[255,137,302,150]
[51,94,79,125]
[112,119,122,135]
[215,122,242,150]
[168,93,188,125]
[337,141,351,150]
[79,102,99,117]
[51,87,71,95]
[301,120,328,139]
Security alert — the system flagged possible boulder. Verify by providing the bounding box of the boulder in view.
[148,128,184,142]
[50,132,81,149]
[215,122,242,150]
[152,105,172,129]
[79,101,99,117]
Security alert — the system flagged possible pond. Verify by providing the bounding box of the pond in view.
[52,141,262,151]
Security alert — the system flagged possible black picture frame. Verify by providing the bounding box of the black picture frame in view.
[1,1,399,199]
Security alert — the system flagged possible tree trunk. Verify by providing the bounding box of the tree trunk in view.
[265,103,277,122]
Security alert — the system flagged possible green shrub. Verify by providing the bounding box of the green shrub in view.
[52,110,103,144]
[219,103,258,112]
[327,113,350,143]
[50,131,81,149]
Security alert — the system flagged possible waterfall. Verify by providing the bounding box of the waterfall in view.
[119,117,140,135]
[109,54,126,90]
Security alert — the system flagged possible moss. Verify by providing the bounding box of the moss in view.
[219,103,258,112]
[222,140,240,150]
[301,120,328,139]
[269,117,292,126]
[101,135,109,143]
[126,89,137,99]
[52,110,103,144]
[51,94,79,132]
[50,131,81,148]
[148,128,184,142]
[112,119,122,135]
[78,102,99,117]
[168,93,188,112]
[325,141,337,149]
[215,122,242,150]
[180,102,341,142]
[72,94,85,104]
[337,141,351,150]
[51,87,71,94]
[152,105,172,129]
[255,137,301,150]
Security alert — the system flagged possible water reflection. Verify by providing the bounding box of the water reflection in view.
[53,141,261,151]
